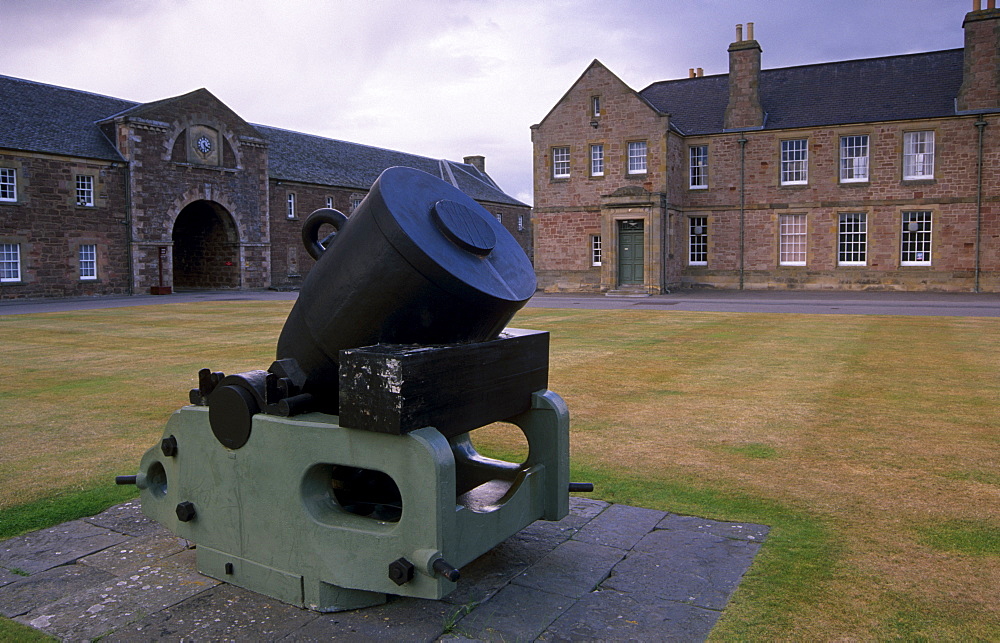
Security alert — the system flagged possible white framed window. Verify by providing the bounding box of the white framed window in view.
[591,235,602,266]
[779,214,807,266]
[627,141,647,174]
[552,147,570,178]
[0,168,16,202]
[781,139,808,185]
[901,211,932,265]
[286,193,296,219]
[79,244,97,280]
[495,213,503,224]
[838,213,867,265]
[903,131,935,180]
[840,135,869,183]
[689,217,708,265]
[76,175,94,206]
[325,196,334,209]
[689,145,708,189]
[517,214,524,231]
[590,144,604,176]
[591,96,601,117]
[350,197,362,213]
[1,243,21,282]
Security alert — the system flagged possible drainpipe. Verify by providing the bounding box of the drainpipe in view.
[660,193,668,293]
[123,160,134,296]
[975,118,987,293]
[738,135,748,290]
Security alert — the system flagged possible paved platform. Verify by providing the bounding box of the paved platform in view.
[0,498,768,641]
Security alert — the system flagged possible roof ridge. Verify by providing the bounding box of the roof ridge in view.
[641,47,964,93]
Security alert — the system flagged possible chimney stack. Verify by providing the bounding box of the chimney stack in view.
[957,1,1000,111]
[463,155,486,173]
[724,22,764,129]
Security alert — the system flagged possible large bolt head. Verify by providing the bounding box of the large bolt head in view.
[388,558,414,586]
[176,501,196,522]
[161,435,178,457]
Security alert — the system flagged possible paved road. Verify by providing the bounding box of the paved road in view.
[2,289,998,316]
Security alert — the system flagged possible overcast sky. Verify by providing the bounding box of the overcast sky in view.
[1,0,970,205]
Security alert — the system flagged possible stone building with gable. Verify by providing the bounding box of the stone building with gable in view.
[531,3,999,293]
[0,77,529,300]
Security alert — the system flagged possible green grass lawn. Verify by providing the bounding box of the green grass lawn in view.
[1,302,998,639]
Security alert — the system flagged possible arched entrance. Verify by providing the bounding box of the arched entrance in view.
[171,200,240,290]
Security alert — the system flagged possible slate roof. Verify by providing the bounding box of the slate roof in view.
[0,74,135,161]
[0,75,524,206]
[255,125,523,206]
[640,49,965,135]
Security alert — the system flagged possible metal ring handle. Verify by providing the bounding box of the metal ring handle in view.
[301,208,349,260]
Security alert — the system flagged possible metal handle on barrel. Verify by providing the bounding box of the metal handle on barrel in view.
[301,208,349,260]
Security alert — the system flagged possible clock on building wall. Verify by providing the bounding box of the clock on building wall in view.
[195,135,213,155]
[188,125,220,165]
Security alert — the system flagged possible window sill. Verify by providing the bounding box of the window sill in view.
[838,181,870,187]
[689,186,708,191]
[779,183,810,189]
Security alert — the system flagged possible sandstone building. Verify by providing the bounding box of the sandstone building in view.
[0,78,529,300]
[531,3,999,293]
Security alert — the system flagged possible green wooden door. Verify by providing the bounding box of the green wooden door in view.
[618,220,644,285]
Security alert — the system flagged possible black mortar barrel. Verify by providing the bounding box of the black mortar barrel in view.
[276,166,536,413]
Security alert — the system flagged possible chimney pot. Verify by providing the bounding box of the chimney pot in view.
[697,67,704,77]
[689,68,695,78]
[735,23,743,41]
[973,0,981,9]
[989,0,996,9]
[747,22,754,40]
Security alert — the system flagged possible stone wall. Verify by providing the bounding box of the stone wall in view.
[0,151,129,299]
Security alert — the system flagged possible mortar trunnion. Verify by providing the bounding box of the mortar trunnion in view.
[122,166,582,611]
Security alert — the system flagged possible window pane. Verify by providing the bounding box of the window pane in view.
[76,175,94,206]
[553,147,570,178]
[840,135,869,182]
[689,217,707,265]
[690,146,708,188]
[901,211,932,265]
[0,243,20,281]
[838,213,867,265]
[781,139,808,184]
[591,144,604,176]
[79,244,97,280]
[0,168,16,201]
[287,193,296,218]
[903,131,934,179]
[779,214,807,265]
[628,142,647,174]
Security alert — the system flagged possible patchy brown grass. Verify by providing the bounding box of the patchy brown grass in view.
[1,303,997,639]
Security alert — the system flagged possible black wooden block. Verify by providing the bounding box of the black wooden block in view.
[338,328,549,437]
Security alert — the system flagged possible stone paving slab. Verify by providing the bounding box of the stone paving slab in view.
[0,497,769,641]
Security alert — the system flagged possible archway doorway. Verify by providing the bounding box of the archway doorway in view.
[172,200,240,290]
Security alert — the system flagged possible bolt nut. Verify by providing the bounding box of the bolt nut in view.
[175,501,196,522]
[161,435,178,457]
[388,558,414,586]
